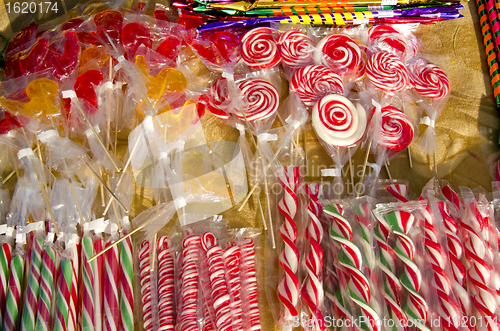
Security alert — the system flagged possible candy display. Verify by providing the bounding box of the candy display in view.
[3,3,500,331]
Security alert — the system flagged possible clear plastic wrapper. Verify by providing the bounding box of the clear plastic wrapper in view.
[367,24,419,62]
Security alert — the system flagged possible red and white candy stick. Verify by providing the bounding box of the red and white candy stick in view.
[419,199,462,331]
[139,241,154,331]
[277,30,314,69]
[67,236,80,331]
[461,197,499,331]
[241,27,280,69]
[223,243,243,331]
[81,235,95,331]
[385,183,408,202]
[201,232,232,331]
[103,239,120,331]
[157,236,175,331]
[180,233,202,331]
[239,238,261,331]
[290,65,344,108]
[0,242,12,322]
[366,52,410,95]
[278,167,301,325]
[301,184,326,329]
[93,237,105,331]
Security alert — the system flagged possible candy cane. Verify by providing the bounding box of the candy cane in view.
[68,239,80,331]
[385,211,430,331]
[302,184,325,329]
[120,234,134,331]
[20,237,44,331]
[326,205,380,331]
[461,200,499,331]
[223,243,243,331]
[385,184,408,203]
[3,254,24,331]
[54,259,73,331]
[278,166,300,324]
[0,242,12,323]
[180,234,201,331]
[34,246,57,331]
[240,238,261,331]
[93,238,105,331]
[103,241,120,331]
[139,241,154,331]
[201,232,232,331]
[81,235,95,331]
[157,236,175,331]
[373,210,407,328]
[420,200,461,331]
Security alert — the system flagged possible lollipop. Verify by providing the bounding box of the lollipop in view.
[377,106,414,154]
[234,79,279,121]
[241,27,280,69]
[366,52,409,95]
[409,60,450,100]
[368,25,418,61]
[207,78,231,120]
[313,35,363,76]
[312,94,367,147]
[290,65,344,107]
[277,30,314,69]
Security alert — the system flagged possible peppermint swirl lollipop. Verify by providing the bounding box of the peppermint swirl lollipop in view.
[236,79,280,121]
[290,65,344,107]
[409,60,450,100]
[242,27,280,69]
[313,35,363,76]
[207,78,230,119]
[366,52,409,95]
[277,31,314,69]
[377,106,414,153]
[312,94,367,147]
[368,25,418,61]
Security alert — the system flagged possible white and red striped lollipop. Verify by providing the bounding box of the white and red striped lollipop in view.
[313,34,363,76]
[409,60,450,100]
[368,25,418,61]
[277,30,314,69]
[376,106,414,154]
[366,52,410,95]
[312,94,367,147]
[207,78,230,120]
[235,79,279,121]
[290,65,344,107]
[241,27,280,69]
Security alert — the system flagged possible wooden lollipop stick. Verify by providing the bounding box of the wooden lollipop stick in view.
[384,161,393,181]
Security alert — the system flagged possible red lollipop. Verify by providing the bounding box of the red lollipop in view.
[61,18,84,31]
[0,112,22,134]
[496,159,500,182]
[41,30,80,80]
[63,70,104,122]
[209,31,240,64]
[94,10,123,45]
[156,36,181,61]
[122,22,153,59]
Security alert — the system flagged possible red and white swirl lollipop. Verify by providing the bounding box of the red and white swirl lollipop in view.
[242,27,280,69]
[376,106,414,154]
[366,52,409,95]
[313,35,363,76]
[409,60,450,100]
[290,65,344,107]
[368,25,418,61]
[207,78,230,120]
[312,94,367,147]
[277,30,314,69]
[235,79,279,121]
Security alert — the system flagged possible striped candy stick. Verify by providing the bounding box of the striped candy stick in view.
[477,0,500,108]
[3,253,25,331]
[34,246,57,331]
[21,237,45,331]
[103,239,120,331]
[0,242,13,322]
[373,210,407,329]
[67,239,80,331]
[302,184,326,329]
[157,236,174,331]
[179,234,201,331]
[278,166,301,324]
[386,211,431,331]
[385,184,408,203]
[239,238,261,331]
[326,205,380,331]
[419,200,462,331]
[120,234,134,331]
[93,237,104,331]
[54,259,73,331]
[139,241,154,331]
[81,235,95,331]
[461,200,499,331]
[223,243,243,330]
